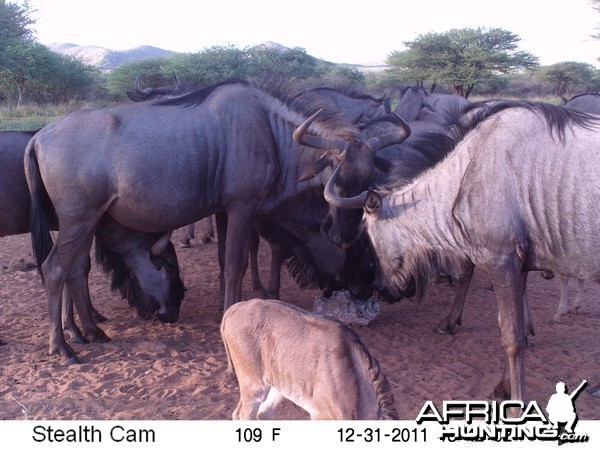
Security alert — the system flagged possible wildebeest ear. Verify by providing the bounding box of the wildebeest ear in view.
[365,190,382,214]
[297,155,330,182]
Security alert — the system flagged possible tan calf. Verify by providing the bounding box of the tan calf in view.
[221,298,398,420]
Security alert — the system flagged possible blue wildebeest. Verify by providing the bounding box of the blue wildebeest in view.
[246,82,393,299]
[0,131,184,353]
[323,100,600,402]
[565,93,600,115]
[25,78,409,364]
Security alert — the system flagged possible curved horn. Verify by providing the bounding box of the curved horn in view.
[366,113,412,153]
[134,73,150,94]
[293,109,349,156]
[171,72,185,94]
[172,71,181,87]
[151,231,173,257]
[324,162,368,210]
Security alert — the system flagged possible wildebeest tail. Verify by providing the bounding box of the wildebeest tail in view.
[27,140,57,278]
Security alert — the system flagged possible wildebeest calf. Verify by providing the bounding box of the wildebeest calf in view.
[221,298,398,420]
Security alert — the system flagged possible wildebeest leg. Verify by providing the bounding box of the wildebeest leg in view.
[521,272,535,338]
[434,262,474,334]
[65,252,111,343]
[257,387,286,419]
[552,275,571,323]
[215,212,227,310]
[572,278,584,313]
[248,230,267,296]
[233,379,271,420]
[222,205,255,310]
[178,222,195,248]
[488,260,527,403]
[266,244,287,300]
[42,232,96,365]
[62,290,86,344]
[201,216,215,243]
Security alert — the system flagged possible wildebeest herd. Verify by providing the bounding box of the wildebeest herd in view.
[0,78,599,419]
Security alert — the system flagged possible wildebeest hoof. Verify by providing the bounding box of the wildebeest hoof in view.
[70,335,90,345]
[87,330,111,343]
[92,311,108,323]
[178,241,192,249]
[200,235,212,244]
[433,319,458,334]
[433,325,457,335]
[61,355,85,366]
[433,323,458,334]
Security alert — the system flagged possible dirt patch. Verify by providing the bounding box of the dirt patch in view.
[0,222,598,420]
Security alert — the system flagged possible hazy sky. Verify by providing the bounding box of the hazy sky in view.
[19,0,600,66]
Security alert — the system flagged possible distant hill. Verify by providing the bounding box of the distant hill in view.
[46,43,178,71]
[46,42,388,73]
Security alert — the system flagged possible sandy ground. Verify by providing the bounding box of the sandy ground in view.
[0,221,598,420]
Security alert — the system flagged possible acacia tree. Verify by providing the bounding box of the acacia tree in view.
[387,27,538,97]
[539,61,599,99]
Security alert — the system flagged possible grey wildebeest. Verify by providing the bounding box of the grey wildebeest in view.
[323,100,600,402]
[25,78,409,363]
[0,131,184,354]
[221,298,398,419]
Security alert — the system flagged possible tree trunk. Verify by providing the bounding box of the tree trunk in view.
[453,85,465,96]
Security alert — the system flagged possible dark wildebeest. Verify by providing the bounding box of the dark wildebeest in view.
[246,82,392,299]
[0,131,184,352]
[25,78,409,363]
[180,82,390,250]
[0,130,105,345]
[324,100,600,402]
[565,93,600,115]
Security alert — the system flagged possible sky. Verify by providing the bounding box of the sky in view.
[17,0,600,67]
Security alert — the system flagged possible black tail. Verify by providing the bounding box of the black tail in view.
[27,141,56,278]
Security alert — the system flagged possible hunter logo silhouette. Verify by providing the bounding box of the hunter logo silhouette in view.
[546,380,587,438]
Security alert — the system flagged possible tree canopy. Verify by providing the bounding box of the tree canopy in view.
[538,61,599,99]
[1,1,97,107]
[106,44,355,98]
[386,27,539,97]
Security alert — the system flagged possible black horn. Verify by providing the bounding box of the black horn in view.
[324,162,368,209]
[366,113,411,153]
[293,110,349,156]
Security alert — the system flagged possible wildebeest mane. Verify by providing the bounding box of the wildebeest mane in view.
[375,131,456,191]
[389,246,471,304]
[92,231,186,321]
[93,235,154,318]
[458,100,600,145]
[262,78,359,137]
[287,241,336,291]
[155,76,358,138]
[302,83,383,103]
[341,324,398,419]
[154,78,250,108]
